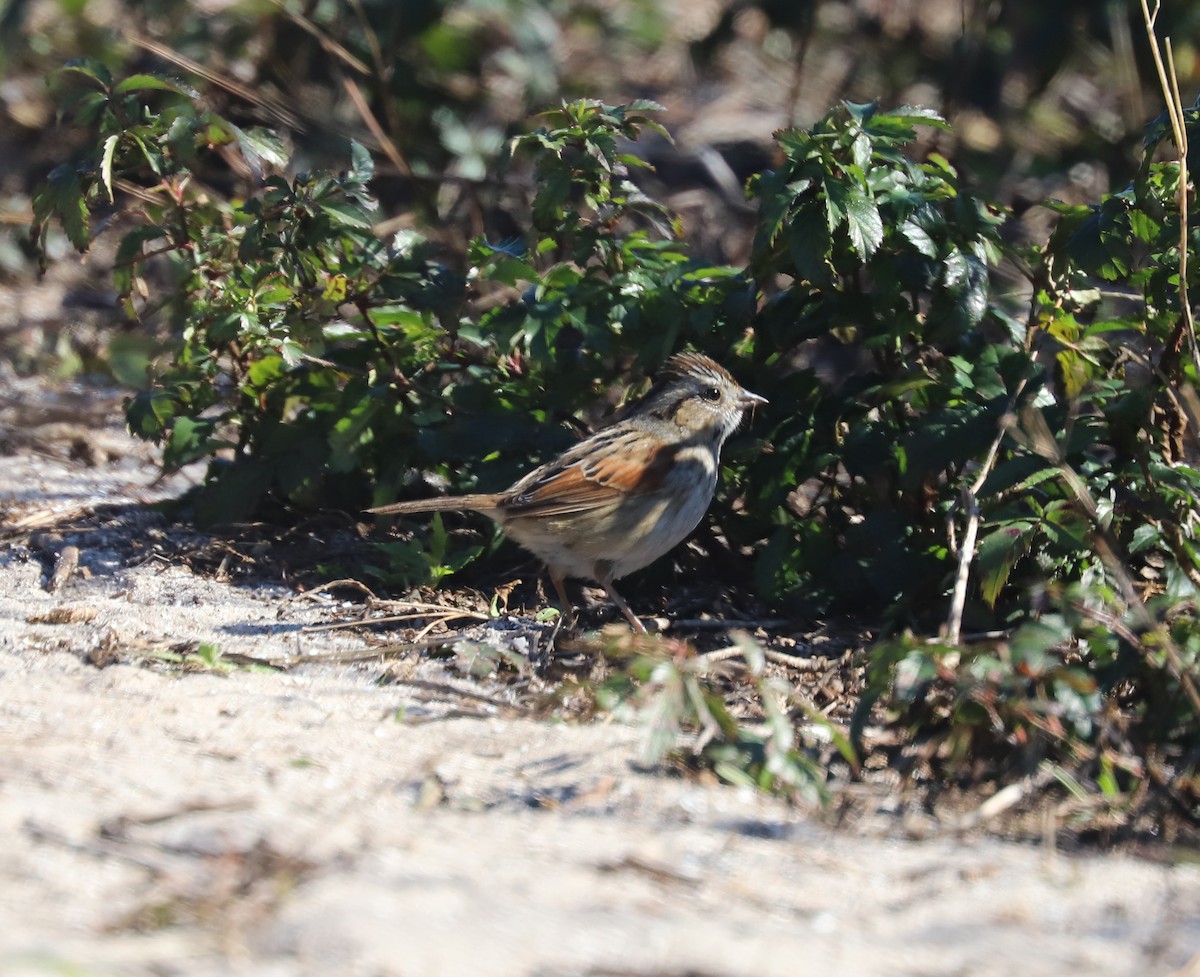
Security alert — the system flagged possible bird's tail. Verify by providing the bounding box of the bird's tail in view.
[367,494,497,517]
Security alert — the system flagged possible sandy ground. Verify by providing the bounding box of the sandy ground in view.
[2,375,1200,977]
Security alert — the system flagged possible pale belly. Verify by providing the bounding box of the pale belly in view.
[503,470,717,583]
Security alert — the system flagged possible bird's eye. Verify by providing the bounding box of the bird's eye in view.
[701,386,722,403]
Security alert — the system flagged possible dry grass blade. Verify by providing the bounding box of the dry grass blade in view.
[301,608,488,634]
[125,32,305,133]
[1,504,95,535]
[700,644,818,669]
[268,0,371,75]
[342,76,413,177]
[288,578,491,633]
[1140,0,1200,378]
[287,578,380,602]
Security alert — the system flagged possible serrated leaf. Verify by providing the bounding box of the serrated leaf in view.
[315,198,374,229]
[626,98,666,113]
[33,164,90,253]
[786,204,833,284]
[775,127,814,160]
[750,169,796,252]
[1129,522,1163,555]
[823,175,848,231]
[900,218,937,257]
[843,186,883,256]
[100,134,118,203]
[229,124,290,176]
[279,339,304,367]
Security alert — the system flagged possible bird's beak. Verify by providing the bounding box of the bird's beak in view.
[738,390,768,409]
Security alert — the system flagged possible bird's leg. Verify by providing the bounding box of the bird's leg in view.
[548,571,577,630]
[598,570,647,634]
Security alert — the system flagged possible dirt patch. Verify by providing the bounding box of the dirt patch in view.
[2,372,1199,977]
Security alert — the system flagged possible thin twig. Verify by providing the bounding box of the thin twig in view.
[700,645,820,669]
[944,377,1028,644]
[302,608,489,633]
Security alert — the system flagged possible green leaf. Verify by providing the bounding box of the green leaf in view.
[1010,615,1071,663]
[55,58,113,89]
[886,106,950,129]
[842,186,883,257]
[100,134,118,203]
[976,521,1035,607]
[843,100,878,124]
[786,205,833,284]
[32,164,90,253]
[125,388,178,440]
[113,73,191,95]
[314,198,375,230]
[775,127,816,161]
[481,255,538,287]
[1055,348,1092,401]
[532,167,572,229]
[112,225,168,296]
[229,124,290,174]
[348,140,374,182]
[899,218,937,257]
[163,416,223,470]
[1128,523,1163,555]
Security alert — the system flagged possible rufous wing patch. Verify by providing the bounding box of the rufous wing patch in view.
[503,431,677,517]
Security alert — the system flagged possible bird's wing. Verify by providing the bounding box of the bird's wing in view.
[501,427,675,517]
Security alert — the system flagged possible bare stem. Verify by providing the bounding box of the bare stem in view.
[1140,1,1200,378]
[944,378,1027,644]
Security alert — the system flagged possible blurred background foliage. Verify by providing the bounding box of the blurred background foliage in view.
[5,0,1200,256]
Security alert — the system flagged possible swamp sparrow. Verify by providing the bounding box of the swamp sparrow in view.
[369,352,766,632]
